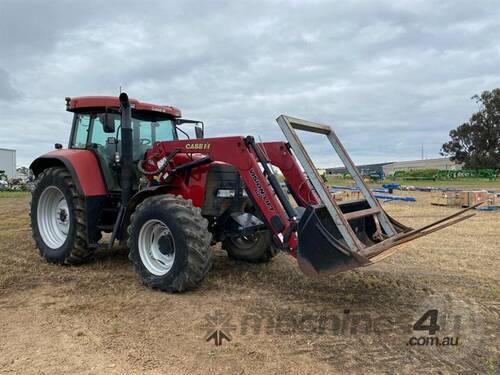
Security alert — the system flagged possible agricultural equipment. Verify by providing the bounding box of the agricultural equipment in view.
[30,94,478,292]
[0,170,7,189]
[434,168,498,181]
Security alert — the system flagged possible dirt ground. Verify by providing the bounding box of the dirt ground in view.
[0,192,498,374]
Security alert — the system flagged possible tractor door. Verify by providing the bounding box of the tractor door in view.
[70,112,123,192]
[87,113,123,191]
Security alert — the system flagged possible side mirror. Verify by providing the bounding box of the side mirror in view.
[195,125,204,139]
[103,113,115,133]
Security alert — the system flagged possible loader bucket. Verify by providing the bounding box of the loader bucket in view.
[297,202,372,274]
[296,199,478,277]
[275,115,478,277]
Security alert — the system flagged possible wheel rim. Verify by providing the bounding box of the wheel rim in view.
[229,234,260,249]
[37,186,70,249]
[138,219,175,276]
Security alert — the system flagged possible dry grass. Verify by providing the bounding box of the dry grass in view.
[0,193,498,374]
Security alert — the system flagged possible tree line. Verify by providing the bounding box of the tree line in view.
[441,88,500,170]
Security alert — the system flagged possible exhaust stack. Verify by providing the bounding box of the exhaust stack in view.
[119,92,133,206]
[108,92,133,248]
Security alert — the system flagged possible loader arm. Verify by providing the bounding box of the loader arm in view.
[152,136,300,252]
[146,115,478,278]
[259,141,319,207]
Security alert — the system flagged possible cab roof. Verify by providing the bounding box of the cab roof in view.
[65,96,182,117]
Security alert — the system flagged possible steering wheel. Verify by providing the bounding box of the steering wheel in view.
[140,138,151,145]
[138,156,163,176]
[137,148,181,177]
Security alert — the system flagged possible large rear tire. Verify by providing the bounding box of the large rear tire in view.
[222,230,278,263]
[127,195,213,292]
[30,167,95,264]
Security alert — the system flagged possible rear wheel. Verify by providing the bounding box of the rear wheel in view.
[222,230,278,263]
[30,167,95,264]
[128,195,213,292]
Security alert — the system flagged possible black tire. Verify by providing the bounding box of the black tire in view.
[30,167,95,264]
[222,230,278,263]
[127,194,213,292]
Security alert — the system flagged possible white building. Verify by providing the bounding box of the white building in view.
[383,157,462,176]
[0,148,16,178]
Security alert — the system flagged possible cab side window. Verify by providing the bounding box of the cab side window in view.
[90,114,120,147]
[71,114,90,148]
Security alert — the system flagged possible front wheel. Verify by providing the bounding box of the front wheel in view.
[222,230,278,263]
[127,195,213,292]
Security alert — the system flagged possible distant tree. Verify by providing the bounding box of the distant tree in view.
[441,89,500,169]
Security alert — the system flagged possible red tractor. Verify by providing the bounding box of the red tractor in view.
[30,94,477,292]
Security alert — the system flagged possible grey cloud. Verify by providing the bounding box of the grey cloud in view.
[0,67,20,101]
[0,0,499,167]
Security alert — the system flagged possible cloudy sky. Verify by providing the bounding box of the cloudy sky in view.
[1,0,499,168]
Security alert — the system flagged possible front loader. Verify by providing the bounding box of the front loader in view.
[30,94,477,292]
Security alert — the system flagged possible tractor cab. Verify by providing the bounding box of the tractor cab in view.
[66,96,183,192]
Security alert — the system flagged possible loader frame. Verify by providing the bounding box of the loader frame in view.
[274,115,478,275]
[276,115,396,251]
[140,114,478,278]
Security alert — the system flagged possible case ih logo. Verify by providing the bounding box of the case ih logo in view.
[249,168,274,211]
[151,106,166,113]
[185,143,211,150]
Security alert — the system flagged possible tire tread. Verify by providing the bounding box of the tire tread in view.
[127,194,213,292]
[30,167,95,265]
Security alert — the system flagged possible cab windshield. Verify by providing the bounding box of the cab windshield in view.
[71,112,177,160]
